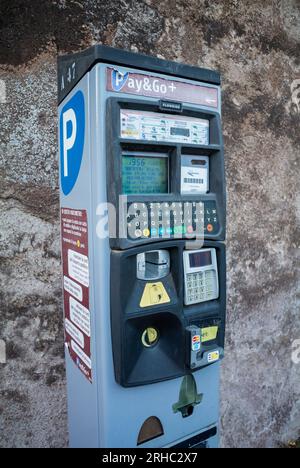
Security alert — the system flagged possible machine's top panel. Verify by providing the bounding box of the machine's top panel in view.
[57,45,221,103]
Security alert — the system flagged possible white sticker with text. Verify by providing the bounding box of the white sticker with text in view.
[64,275,83,301]
[71,340,91,369]
[69,296,91,337]
[65,318,84,348]
[68,249,89,287]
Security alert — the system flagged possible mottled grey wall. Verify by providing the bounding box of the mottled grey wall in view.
[0,0,299,448]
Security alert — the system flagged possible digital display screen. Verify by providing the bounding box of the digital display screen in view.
[189,251,212,268]
[122,155,168,194]
[170,127,190,137]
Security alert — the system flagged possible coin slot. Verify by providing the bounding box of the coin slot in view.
[141,327,159,348]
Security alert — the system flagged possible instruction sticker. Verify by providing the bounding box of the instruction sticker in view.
[69,296,91,337]
[61,208,92,383]
[65,318,84,348]
[207,350,219,363]
[120,109,209,145]
[64,276,83,302]
[201,326,218,343]
[140,282,170,308]
[68,250,89,287]
[192,335,201,351]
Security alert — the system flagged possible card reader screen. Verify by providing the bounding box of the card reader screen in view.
[122,154,168,194]
[189,251,212,268]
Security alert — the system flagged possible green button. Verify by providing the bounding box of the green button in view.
[174,225,185,234]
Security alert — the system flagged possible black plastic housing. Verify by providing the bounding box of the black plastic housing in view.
[106,98,226,249]
[110,240,226,387]
[57,45,220,104]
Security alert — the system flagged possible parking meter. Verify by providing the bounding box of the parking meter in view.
[58,45,226,448]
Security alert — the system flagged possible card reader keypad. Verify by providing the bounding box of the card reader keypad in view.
[126,200,219,239]
[186,270,218,304]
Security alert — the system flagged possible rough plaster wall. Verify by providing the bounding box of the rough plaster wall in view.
[0,0,299,448]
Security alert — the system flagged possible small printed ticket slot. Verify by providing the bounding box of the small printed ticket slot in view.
[181,155,209,194]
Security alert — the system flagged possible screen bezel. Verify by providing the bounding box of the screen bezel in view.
[121,151,169,195]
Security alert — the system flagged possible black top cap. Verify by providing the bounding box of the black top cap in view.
[57,45,220,104]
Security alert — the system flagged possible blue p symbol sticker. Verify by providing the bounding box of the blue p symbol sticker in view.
[60,90,85,195]
[112,70,129,91]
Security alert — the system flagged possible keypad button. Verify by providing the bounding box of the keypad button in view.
[127,201,219,241]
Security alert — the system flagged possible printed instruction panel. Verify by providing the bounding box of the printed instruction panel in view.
[61,208,92,383]
[120,110,209,145]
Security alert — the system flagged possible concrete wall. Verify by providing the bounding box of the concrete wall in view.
[0,0,299,448]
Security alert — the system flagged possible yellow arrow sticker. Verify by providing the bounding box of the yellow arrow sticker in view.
[201,326,218,343]
[140,282,170,308]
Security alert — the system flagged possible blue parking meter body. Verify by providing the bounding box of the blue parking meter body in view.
[58,45,226,448]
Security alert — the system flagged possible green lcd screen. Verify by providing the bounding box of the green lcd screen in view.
[122,154,168,194]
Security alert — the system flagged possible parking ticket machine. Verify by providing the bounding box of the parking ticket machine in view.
[58,46,226,448]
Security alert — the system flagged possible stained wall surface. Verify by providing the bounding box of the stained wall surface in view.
[0,0,299,448]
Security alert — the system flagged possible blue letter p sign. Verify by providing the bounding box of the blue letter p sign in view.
[60,90,85,195]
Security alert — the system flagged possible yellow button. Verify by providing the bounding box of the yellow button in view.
[143,228,150,237]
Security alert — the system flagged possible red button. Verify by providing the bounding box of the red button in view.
[187,225,194,234]
[207,224,213,232]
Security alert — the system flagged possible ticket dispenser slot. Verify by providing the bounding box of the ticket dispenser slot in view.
[181,155,209,194]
